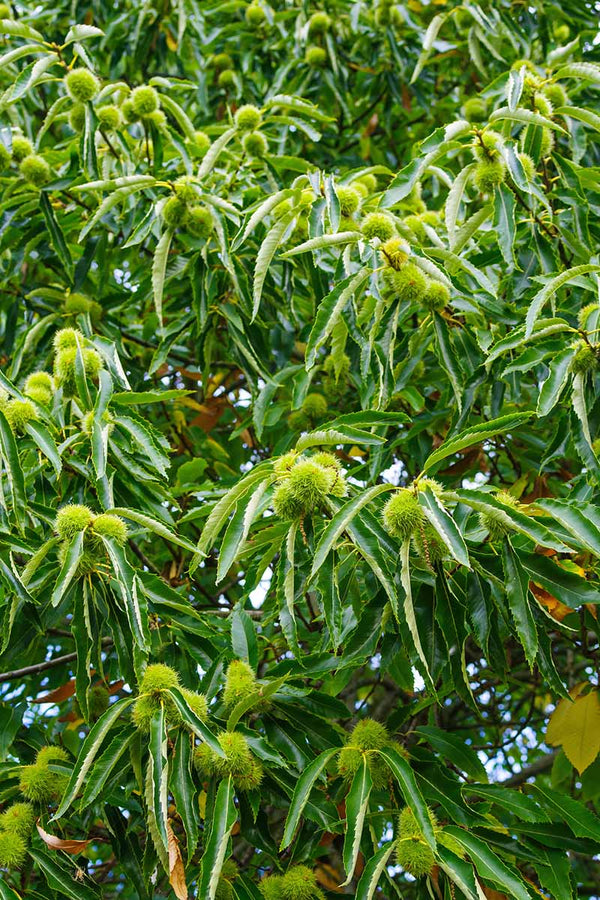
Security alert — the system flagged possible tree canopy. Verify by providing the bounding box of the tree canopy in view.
[0,0,599,898]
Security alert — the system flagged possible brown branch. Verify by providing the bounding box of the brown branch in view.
[499,750,558,787]
[0,638,113,684]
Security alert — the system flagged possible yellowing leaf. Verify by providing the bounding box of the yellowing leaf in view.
[547,687,600,773]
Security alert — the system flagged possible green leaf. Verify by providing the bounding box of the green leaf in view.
[443,828,531,900]
[79,726,136,808]
[422,412,532,471]
[105,507,197,553]
[24,420,61,475]
[537,345,577,416]
[217,480,269,582]
[535,497,600,557]
[40,193,74,282]
[525,265,600,338]
[280,230,360,258]
[355,842,394,900]
[342,758,372,885]
[28,850,100,900]
[230,605,258,671]
[0,409,26,524]
[490,106,567,133]
[50,532,84,607]
[454,489,570,553]
[310,484,395,580]
[280,748,339,850]
[53,697,134,820]
[493,184,517,268]
[198,776,238,900]
[378,745,436,849]
[172,730,199,862]
[414,725,487,781]
[518,550,600,608]
[502,539,538,668]
[166,687,225,757]
[252,210,296,321]
[418,486,470,568]
[147,706,169,867]
[305,269,370,370]
[152,229,173,328]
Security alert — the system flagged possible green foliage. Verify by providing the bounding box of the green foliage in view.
[0,0,599,897]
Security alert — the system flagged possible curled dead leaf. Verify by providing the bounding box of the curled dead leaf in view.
[36,822,92,855]
[167,822,188,900]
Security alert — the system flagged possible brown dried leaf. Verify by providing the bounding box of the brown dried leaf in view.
[167,822,188,900]
[36,822,92,855]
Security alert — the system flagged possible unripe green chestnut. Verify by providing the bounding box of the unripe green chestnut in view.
[422,280,450,312]
[130,85,160,117]
[245,2,267,26]
[279,865,324,900]
[223,659,257,709]
[173,176,199,204]
[55,504,94,541]
[163,196,189,229]
[234,104,262,132]
[132,664,182,731]
[36,746,69,767]
[533,92,553,117]
[97,104,121,131]
[190,129,211,158]
[357,173,377,194]
[65,68,99,103]
[305,46,327,67]
[91,513,128,545]
[473,158,506,193]
[215,860,239,900]
[19,762,68,803]
[338,719,394,789]
[462,97,487,123]
[218,69,237,89]
[20,154,50,187]
[53,327,82,351]
[578,303,600,330]
[478,490,520,541]
[188,206,214,239]
[273,461,331,518]
[0,831,28,869]
[308,11,331,34]
[383,488,424,541]
[336,185,361,217]
[380,236,410,270]
[273,451,298,477]
[0,3,11,17]
[301,392,327,420]
[63,292,103,323]
[395,806,437,878]
[195,731,263,791]
[121,99,138,123]
[543,82,568,108]
[140,663,180,694]
[23,372,54,406]
[69,103,86,132]
[242,130,268,157]
[471,130,503,161]
[147,109,167,131]
[361,212,396,242]
[11,134,33,161]
[212,53,234,72]
[518,152,535,181]
[323,353,350,400]
[53,346,103,395]
[0,802,35,839]
[0,143,10,170]
[403,214,426,243]
[391,263,428,304]
[85,684,110,720]
[540,126,554,158]
[4,399,38,433]
[287,410,310,432]
[571,341,597,375]
[412,522,447,566]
